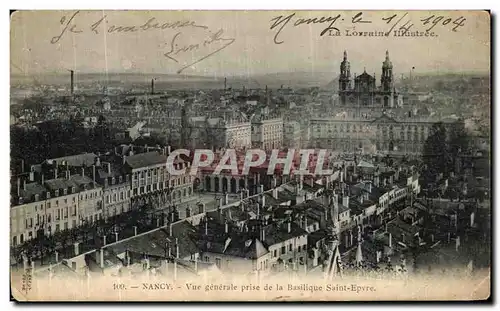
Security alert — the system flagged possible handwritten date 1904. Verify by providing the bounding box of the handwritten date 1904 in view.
[269,11,467,44]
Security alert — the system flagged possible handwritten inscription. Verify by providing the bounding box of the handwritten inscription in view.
[164,30,235,74]
[49,11,234,74]
[270,12,467,44]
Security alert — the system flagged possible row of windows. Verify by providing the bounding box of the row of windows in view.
[271,241,306,258]
[13,212,103,246]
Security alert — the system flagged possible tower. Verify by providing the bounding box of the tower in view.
[338,51,351,105]
[381,50,393,92]
[69,70,74,96]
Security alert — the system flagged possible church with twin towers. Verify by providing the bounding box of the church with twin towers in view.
[338,50,401,108]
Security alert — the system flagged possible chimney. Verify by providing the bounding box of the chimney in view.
[455,236,461,252]
[55,251,59,263]
[92,165,96,182]
[66,170,70,180]
[169,223,173,236]
[342,195,349,207]
[205,220,208,235]
[70,70,74,96]
[100,249,104,269]
[350,230,353,246]
[388,233,392,248]
[287,220,291,233]
[29,171,35,182]
[431,234,435,243]
[81,167,85,177]
[376,250,381,263]
[107,163,111,174]
[41,174,44,185]
[225,193,229,205]
[115,232,119,242]
[224,220,229,233]
[74,242,80,256]
[259,184,264,194]
[54,167,58,179]
[167,145,172,155]
[261,194,266,207]
[134,226,137,236]
[23,179,27,191]
[470,212,475,227]
[103,235,107,246]
[447,232,451,243]
[260,226,266,241]
[123,155,127,165]
[401,233,405,243]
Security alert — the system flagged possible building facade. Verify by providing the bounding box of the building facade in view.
[251,117,284,150]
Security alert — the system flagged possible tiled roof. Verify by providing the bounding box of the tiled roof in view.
[125,152,168,169]
[47,153,98,167]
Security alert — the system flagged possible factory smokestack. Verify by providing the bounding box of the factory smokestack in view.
[151,78,155,95]
[70,70,74,96]
[224,77,227,90]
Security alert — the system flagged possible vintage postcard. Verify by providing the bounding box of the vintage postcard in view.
[10,10,491,301]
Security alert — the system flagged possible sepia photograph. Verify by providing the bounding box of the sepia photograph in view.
[9,9,491,301]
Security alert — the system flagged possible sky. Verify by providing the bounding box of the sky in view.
[10,10,490,78]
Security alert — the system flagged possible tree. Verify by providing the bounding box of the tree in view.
[423,122,451,180]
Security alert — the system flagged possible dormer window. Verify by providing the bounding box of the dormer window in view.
[34,194,39,201]
[112,177,116,185]
[46,192,51,199]
[18,197,24,204]
[55,190,59,197]
[63,189,68,195]
[119,176,123,183]
[71,187,76,193]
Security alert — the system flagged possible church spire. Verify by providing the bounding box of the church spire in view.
[343,50,347,60]
[356,242,363,265]
[386,50,390,61]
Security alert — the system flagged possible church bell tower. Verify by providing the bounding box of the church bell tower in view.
[381,50,393,92]
[339,51,351,105]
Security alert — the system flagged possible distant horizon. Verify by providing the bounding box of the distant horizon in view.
[10,69,491,79]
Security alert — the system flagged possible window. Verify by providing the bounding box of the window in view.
[55,224,60,232]
[289,244,292,252]
[281,246,286,255]
[273,250,277,257]
[204,256,209,262]
[298,246,301,252]
[215,258,221,268]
